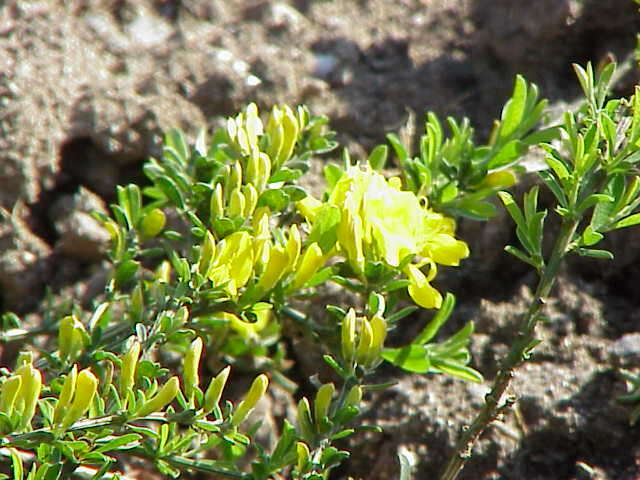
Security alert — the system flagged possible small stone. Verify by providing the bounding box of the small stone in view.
[50,187,110,262]
[610,333,640,368]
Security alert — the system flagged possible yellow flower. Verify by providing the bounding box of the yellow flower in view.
[322,165,469,308]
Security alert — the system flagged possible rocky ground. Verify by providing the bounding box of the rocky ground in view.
[2,1,640,479]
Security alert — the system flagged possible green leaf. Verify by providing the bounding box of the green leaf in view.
[385,306,419,324]
[576,248,614,260]
[498,191,527,231]
[115,260,140,288]
[581,225,603,246]
[155,176,185,209]
[323,163,344,191]
[488,140,525,169]
[257,188,289,211]
[452,199,497,220]
[430,359,483,383]
[368,144,389,170]
[414,293,455,345]
[613,212,640,229]
[283,185,307,202]
[164,128,190,165]
[539,170,568,207]
[307,204,341,254]
[382,345,431,373]
[545,153,571,181]
[386,132,409,161]
[499,75,527,140]
[95,434,142,454]
[10,449,23,480]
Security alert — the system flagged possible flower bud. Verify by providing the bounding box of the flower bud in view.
[53,365,77,424]
[203,365,231,415]
[266,106,284,163]
[0,376,22,417]
[60,369,98,430]
[134,376,180,418]
[314,383,335,425]
[256,152,271,192]
[231,374,269,427]
[183,337,203,402]
[367,314,387,367]
[296,396,315,443]
[292,242,324,289]
[356,318,373,367]
[341,309,357,364]
[242,184,258,218]
[210,183,225,220]
[229,161,243,194]
[274,105,299,169]
[295,441,311,474]
[256,245,289,293]
[155,260,171,283]
[198,230,217,277]
[482,170,516,189]
[285,225,301,272]
[15,362,42,431]
[58,315,89,363]
[227,187,246,218]
[344,385,362,409]
[120,338,140,404]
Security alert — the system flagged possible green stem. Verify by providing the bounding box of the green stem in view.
[439,217,579,480]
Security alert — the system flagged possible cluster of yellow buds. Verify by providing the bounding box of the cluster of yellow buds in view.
[58,315,90,363]
[299,164,469,309]
[340,308,387,371]
[196,210,327,338]
[0,355,42,433]
[226,103,302,176]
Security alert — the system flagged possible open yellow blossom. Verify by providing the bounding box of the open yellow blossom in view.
[309,165,469,309]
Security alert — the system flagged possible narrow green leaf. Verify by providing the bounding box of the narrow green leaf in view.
[368,144,389,170]
[576,248,614,260]
[614,213,640,229]
[499,75,527,140]
[414,293,455,345]
[488,140,525,169]
[382,345,431,373]
[386,133,409,161]
[156,176,185,209]
[430,359,483,383]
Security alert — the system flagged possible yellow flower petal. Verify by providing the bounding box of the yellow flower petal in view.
[405,264,442,309]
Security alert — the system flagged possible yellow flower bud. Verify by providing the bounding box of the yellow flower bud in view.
[273,105,299,169]
[314,383,335,425]
[286,225,301,272]
[296,396,315,442]
[210,183,225,220]
[0,376,22,417]
[203,365,231,415]
[156,260,171,283]
[227,187,246,218]
[183,337,203,402]
[134,376,180,418]
[229,161,243,194]
[58,315,88,363]
[231,374,269,427]
[266,112,284,166]
[292,242,324,289]
[344,385,362,408]
[53,365,77,424]
[482,170,517,189]
[256,152,271,192]
[244,103,263,152]
[295,441,311,474]
[242,184,258,218]
[198,230,217,277]
[15,363,42,431]
[341,308,357,364]
[356,318,373,367]
[60,369,98,431]
[367,314,387,367]
[256,244,289,293]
